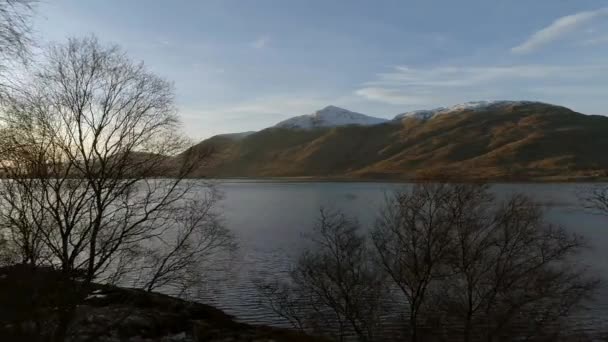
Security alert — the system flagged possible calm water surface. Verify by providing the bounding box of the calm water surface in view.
[187,181,608,332]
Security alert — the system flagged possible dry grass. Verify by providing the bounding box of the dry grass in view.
[187,103,608,181]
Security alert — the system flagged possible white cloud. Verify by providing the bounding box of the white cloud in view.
[356,64,608,109]
[355,87,431,105]
[365,65,573,88]
[512,8,608,54]
[251,35,270,49]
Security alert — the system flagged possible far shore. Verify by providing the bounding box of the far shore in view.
[200,176,608,184]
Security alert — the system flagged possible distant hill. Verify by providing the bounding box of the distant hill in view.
[184,101,608,181]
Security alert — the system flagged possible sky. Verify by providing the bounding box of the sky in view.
[33,0,608,140]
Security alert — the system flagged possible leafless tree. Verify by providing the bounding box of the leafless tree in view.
[580,185,608,216]
[375,183,598,342]
[372,183,456,342]
[258,208,387,342]
[138,191,236,294]
[0,0,36,95]
[0,0,35,61]
[0,36,233,340]
[270,185,598,342]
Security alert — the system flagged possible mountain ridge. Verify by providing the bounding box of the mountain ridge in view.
[186,101,608,181]
[393,100,549,121]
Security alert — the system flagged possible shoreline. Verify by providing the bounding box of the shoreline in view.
[202,176,608,185]
[0,264,315,342]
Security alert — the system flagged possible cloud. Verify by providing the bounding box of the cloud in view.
[355,88,431,105]
[251,35,270,49]
[511,8,608,54]
[356,64,608,108]
[365,65,566,88]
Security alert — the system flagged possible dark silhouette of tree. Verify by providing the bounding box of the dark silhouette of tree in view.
[0,0,34,62]
[257,208,387,342]
[0,36,234,341]
[0,0,36,94]
[372,183,456,341]
[433,185,597,341]
[261,184,598,342]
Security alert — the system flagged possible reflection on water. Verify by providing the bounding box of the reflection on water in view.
[180,181,608,332]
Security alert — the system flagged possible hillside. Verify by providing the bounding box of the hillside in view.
[185,102,608,181]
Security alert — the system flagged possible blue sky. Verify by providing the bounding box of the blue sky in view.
[34,0,608,139]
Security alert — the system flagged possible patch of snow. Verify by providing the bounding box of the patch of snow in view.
[274,105,388,129]
[393,100,542,121]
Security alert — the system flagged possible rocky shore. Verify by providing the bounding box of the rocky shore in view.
[0,265,316,341]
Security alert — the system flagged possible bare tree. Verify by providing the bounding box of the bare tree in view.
[258,208,387,342]
[0,0,36,96]
[0,36,233,340]
[372,183,456,342]
[374,184,598,342]
[442,186,597,341]
[0,0,35,61]
[581,185,608,216]
[138,190,236,294]
[260,186,598,342]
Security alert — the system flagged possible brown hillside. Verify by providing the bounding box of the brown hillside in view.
[186,103,608,181]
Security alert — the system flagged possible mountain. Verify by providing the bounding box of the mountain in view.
[186,102,608,181]
[274,105,388,129]
[393,101,544,121]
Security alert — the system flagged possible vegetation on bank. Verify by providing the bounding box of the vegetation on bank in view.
[0,3,606,342]
[0,3,237,340]
[0,264,317,341]
[257,183,604,342]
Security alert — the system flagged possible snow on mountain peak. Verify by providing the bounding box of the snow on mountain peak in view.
[271,101,548,130]
[394,100,542,121]
[274,106,388,129]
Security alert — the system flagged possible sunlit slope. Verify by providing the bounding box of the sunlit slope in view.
[187,102,608,181]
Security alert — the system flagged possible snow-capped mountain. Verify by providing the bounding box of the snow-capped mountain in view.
[271,101,548,130]
[394,100,542,121]
[190,101,607,181]
[274,105,388,129]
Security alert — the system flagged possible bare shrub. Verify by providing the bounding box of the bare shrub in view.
[258,208,387,342]
[581,185,608,216]
[375,183,598,342]
[372,183,458,341]
[262,185,598,342]
[436,185,597,341]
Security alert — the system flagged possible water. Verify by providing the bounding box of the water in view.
[188,181,608,332]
